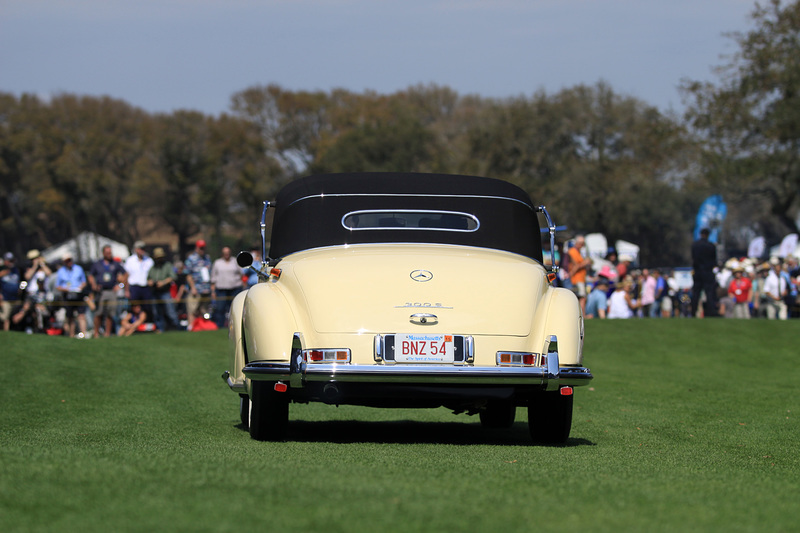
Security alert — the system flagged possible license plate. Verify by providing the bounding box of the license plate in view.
[394,333,454,363]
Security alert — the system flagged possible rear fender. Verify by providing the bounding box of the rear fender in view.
[242,283,298,364]
[227,291,249,387]
[542,287,584,365]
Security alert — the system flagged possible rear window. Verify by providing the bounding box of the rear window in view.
[342,210,480,232]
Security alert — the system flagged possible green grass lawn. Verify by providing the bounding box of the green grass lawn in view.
[1,320,798,532]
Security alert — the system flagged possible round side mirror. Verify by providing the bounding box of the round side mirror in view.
[236,251,254,268]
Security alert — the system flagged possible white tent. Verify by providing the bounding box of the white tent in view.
[615,240,640,264]
[767,233,800,259]
[584,233,609,260]
[41,232,131,265]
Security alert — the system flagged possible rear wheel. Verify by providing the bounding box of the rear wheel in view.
[249,382,289,441]
[479,399,516,428]
[528,391,573,445]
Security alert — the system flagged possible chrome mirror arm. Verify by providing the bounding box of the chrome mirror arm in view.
[260,201,271,269]
[236,201,274,282]
[537,205,560,275]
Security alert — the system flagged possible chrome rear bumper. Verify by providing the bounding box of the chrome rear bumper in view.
[239,351,592,391]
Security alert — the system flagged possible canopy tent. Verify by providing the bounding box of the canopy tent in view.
[41,232,131,265]
[584,233,609,259]
[615,240,640,264]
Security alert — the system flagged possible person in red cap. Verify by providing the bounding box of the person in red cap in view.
[185,239,212,324]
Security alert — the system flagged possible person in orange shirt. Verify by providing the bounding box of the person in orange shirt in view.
[568,235,593,314]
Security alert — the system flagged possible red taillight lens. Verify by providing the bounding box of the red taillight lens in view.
[303,349,351,364]
[560,386,574,396]
[497,352,538,366]
[270,268,282,279]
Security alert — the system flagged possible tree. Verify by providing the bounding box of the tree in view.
[311,96,435,173]
[0,92,36,255]
[683,0,800,239]
[230,84,331,177]
[151,111,214,250]
[459,83,696,265]
[554,83,697,265]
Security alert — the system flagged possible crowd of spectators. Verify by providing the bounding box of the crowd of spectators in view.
[553,232,800,320]
[0,240,255,337]
[4,232,800,335]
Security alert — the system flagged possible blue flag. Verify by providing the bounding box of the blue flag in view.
[694,195,727,243]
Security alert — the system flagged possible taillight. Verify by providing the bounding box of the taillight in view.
[270,268,282,279]
[303,349,351,364]
[497,352,540,366]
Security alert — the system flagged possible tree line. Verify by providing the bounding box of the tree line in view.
[2,0,798,266]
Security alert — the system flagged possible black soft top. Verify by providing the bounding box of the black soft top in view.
[269,173,543,262]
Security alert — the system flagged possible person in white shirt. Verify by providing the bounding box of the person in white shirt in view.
[607,279,639,319]
[763,258,788,320]
[211,246,243,327]
[123,241,154,319]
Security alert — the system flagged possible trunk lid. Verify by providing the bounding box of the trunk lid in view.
[286,244,547,336]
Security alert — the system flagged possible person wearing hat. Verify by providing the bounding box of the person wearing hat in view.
[185,239,212,323]
[55,253,88,337]
[751,261,772,318]
[727,266,752,319]
[89,245,126,337]
[23,250,52,331]
[123,241,155,323]
[1,252,22,331]
[147,247,178,332]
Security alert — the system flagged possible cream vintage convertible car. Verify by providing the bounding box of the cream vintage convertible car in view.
[222,173,592,444]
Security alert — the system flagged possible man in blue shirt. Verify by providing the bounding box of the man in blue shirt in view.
[56,253,88,337]
[185,239,212,322]
[1,252,22,331]
[89,245,126,337]
[585,278,609,319]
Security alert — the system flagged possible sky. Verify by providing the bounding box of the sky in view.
[0,0,758,116]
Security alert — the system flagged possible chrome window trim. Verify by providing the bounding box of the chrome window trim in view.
[289,193,535,210]
[341,209,480,233]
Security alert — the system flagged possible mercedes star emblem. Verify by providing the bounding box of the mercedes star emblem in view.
[410,270,434,282]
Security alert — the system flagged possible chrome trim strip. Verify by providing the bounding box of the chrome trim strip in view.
[289,193,535,210]
[244,362,291,380]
